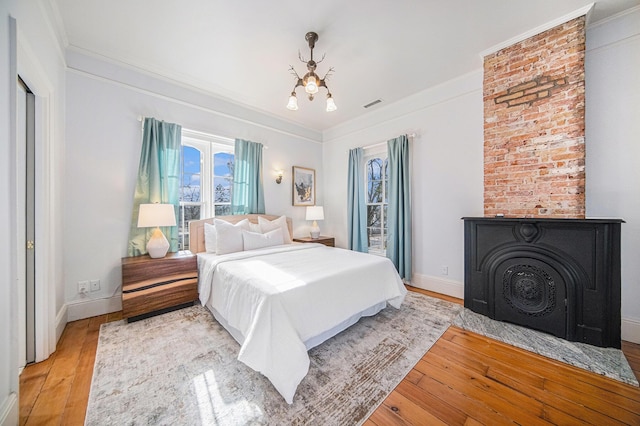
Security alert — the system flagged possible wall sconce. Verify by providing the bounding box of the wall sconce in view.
[275,170,284,184]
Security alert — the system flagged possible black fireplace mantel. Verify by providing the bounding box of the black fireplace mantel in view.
[462,217,623,348]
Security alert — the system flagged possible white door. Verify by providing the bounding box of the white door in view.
[17,76,36,368]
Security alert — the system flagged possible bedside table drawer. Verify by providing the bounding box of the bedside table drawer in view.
[122,274,198,319]
[293,236,335,247]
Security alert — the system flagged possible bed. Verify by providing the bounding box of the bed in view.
[189,214,407,403]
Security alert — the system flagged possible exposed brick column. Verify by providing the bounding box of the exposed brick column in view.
[483,16,586,218]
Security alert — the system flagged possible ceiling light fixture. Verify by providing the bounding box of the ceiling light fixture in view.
[287,32,337,112]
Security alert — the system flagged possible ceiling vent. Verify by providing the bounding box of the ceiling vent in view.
[363,99,383,109]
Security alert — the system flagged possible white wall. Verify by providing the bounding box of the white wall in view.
[322,71,485,299]
[1,4,18,424]
[585,7,640,343]
[63,53,324,319]
[322,7,640,343]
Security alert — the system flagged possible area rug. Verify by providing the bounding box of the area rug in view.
[85,291,462,425]
[453,308,639,386]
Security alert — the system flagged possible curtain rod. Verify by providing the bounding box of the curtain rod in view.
[137,115,268,149]
[360,133,416,151]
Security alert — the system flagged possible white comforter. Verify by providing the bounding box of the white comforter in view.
[197,243,407,404]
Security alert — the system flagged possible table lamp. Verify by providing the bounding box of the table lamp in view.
[306,206,324,239]
[137,203,176,258]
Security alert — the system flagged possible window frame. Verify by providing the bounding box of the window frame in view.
[179,129,234,250]
[364,146,388,256]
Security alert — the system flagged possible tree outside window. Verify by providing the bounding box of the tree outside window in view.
[366,156,388,254]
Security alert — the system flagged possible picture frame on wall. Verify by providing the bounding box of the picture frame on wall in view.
[292,166,315,206]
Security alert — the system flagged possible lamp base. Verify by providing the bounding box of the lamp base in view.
[309,221,320,239]
[147,227,170,258]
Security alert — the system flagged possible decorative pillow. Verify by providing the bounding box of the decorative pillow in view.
[214,218,250,255]
[204,222,217,253]
[258,216,292,244]
[242,228,284,251]
[249,222,262,233]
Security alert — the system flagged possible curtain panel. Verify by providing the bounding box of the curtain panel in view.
[347,147,368,252]
[386,135,412,280]
[127,117,181,257]
[231,138,265,215]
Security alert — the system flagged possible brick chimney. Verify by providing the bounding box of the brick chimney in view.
[483,16,586,218]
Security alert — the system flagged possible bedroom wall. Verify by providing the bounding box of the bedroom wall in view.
[63,52,324,320]
[322,70,485,299]
[322,6,640,343]
[1,3,18,423]
[585,6,640,343]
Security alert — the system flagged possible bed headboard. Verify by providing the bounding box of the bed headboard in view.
[188,214,293,254]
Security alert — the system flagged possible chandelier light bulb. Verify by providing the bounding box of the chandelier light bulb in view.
[287,92,299,110]
[326,94,337,112]
[305,75,319,94]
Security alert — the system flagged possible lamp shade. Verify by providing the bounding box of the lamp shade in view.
[137,203,176,228]
[305,206,324,221]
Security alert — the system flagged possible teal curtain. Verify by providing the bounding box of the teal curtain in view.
[347,148,368,252]
[127,117,181,256]
[231,138,265,214]
[386,135,411,280]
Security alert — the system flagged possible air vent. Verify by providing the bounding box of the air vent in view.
[363,99,383,109]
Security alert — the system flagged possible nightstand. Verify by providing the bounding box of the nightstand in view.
[293,236,335,247]
[121,250,198,321]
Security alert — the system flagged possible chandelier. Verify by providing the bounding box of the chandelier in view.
[286,31,337,112]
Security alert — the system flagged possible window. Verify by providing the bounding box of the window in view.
[179,130,234,250]
[365,152,388,255]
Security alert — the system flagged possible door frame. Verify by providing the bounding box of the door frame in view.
[16,35,58,362]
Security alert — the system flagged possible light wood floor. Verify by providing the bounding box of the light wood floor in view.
[20,289,640,425]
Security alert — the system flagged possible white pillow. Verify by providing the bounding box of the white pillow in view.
[249,222,262,233]
[258,216,292,244]
[215,218,250,255]
[204,222,217,253]
[242,228,284,251]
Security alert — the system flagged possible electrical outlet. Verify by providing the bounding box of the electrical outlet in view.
[90,279,100,292]
[78,281,89,294]
[441,266,449,276]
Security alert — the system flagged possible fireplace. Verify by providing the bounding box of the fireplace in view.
[463,217,623,348]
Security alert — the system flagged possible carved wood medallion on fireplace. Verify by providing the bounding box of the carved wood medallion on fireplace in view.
[463,217,623,348]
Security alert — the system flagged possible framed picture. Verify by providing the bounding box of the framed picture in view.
[292,166,316,206]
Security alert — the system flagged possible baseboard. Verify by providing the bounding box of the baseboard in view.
[622,316,640,344]
[0,393,18,426]
[410,273,464,300]
[66,295,122,322]
[55,303,68,343]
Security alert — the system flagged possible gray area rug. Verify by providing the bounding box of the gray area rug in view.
[454,307,639,386]
[86,291,462,425]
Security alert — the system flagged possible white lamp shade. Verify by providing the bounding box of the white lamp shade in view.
[306,206,324,221]
[287,93,298,110]
[305,75,319,94]
[326,96,337,112]
[137,203,177,227]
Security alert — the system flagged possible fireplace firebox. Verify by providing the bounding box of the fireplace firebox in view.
[463,217,623,348]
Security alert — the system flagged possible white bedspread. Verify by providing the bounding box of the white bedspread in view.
[197,243,407,404]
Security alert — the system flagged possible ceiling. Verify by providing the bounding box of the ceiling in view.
[52,0,639,132]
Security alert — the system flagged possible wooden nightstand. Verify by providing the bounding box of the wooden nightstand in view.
[121,250,198,321]
[293,236,335,247]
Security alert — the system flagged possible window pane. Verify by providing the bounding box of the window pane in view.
[367,158,383,181]
[368,181,383,203]
[367,205,381,228]
[181,146,201,202]
[214,177,232,203]
[383,205,388,228]
[214,152,234,177]
[368,228,383,250]
[215,205,232,216]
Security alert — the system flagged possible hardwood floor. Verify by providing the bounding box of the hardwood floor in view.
[20,290,640,425]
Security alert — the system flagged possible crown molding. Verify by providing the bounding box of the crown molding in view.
[479,3,594,58]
